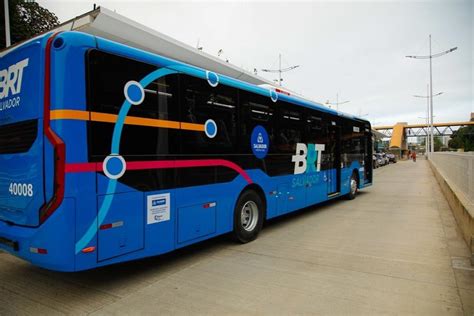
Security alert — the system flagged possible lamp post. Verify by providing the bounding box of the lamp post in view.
[262,54,299,86]
[413,86,443,158]
[417,116,429,154]
[4,0,11,47]
[326,93,349,111]
[406,35,457,154]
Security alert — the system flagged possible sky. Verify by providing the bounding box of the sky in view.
[37,0,473,126]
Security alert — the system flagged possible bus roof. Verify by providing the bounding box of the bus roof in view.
[1,6,369,124]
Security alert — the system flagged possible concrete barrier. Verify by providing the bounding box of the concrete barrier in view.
[429,152,474,264]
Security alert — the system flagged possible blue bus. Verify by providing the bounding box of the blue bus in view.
[0,31,372,271]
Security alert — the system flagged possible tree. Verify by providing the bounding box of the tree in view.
[433,136,443,152]
[1,0,59,49]
[449,126,474,151]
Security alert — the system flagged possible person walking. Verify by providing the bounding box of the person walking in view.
[412,151,417,162]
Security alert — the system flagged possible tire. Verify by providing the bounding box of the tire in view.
[232,190,264,243]
[346,172,358,200]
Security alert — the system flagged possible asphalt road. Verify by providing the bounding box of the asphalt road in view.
[1,159,473,315]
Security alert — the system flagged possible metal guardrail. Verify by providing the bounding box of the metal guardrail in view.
[430,152,474,205]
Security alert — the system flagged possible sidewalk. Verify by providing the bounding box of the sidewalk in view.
[0,160,473,315]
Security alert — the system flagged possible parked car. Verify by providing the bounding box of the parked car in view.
[373,154,379,169]
[386,153,397,163]
[375,153,387,166]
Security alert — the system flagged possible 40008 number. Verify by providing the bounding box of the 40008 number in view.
[9,183,33,197]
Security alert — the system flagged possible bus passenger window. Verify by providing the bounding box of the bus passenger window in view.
[87,50,180,160]
[180,75,237,155]
[87,49,156,115]
[276,105,304,154]
[239,91,276,154]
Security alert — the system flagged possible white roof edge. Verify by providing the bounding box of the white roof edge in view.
[0,7,273,86]
[87,7,276,87]
[1,7,342,116]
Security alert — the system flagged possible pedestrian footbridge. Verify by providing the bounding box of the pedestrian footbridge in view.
[374,115,474,152]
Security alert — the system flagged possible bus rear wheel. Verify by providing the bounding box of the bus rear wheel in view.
[232,190,264,243]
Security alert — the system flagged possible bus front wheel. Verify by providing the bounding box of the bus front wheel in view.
[232,190,264,243]
[346,172,359,200]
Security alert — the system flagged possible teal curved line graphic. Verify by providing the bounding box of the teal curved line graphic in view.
[75,67,178,254]
[111,68,178,154]
[75,179,117,254]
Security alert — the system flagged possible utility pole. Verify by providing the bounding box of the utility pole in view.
[429,35,433,154]
[326,93,349,111]
[426,84,429,155]
[261,54,299,86]
[406,35,457,154]
[413,87,443,158]
[4,0,11,47]
[278,53,281,86]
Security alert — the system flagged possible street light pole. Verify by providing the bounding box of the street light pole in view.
[262,54,299,87]
[426,84,430,156]
[413,89,443,158]
[326,93,349,111]
[4,0,11,47]
[413,89,444,157]
[278,53,282,87]
[406,35,457,154]
[429,35,434,153]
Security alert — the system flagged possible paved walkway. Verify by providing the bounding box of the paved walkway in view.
[1,159,473,315]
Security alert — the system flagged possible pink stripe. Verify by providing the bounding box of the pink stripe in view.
[65,162,100,173]
[65,159,252,184]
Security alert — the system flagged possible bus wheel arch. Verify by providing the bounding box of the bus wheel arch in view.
[232,184,266,243]
[241,184,267,220]
[352,169,360,188]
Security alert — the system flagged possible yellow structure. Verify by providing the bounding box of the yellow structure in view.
[389,122,408,150]
[374,119,474,153]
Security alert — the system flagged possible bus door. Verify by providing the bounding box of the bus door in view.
[305,115,327,205]
[364,130,373,184]
[327,124,341,196]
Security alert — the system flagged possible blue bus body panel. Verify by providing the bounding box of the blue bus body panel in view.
[0,37,45,124]
[0,34,50,227]
[0,31,371,271]
[97,191,144,261]
[0,198,76,271]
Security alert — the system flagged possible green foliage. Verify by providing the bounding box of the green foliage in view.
[448,126,474,151]
[433,136,443,152]
[1,0,59,48]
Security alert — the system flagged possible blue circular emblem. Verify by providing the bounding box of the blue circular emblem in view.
[206,71,219,87]
[103,155,127,179]
[251,125,269,159]
[204,119,217,138]
[270,89,278,102]
[124,81,144,105]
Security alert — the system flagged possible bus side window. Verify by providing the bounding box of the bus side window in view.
[87,49,156,115]
[261,102,305,176]
[341,122,352,167]
[305,114,323,143]
[305,115,329,170]
[127,75,180,120]
[276,104,304,154]
[239,91,275,154]
[87,50,180,160]
[180,74,237,155]
[341,122,365,167]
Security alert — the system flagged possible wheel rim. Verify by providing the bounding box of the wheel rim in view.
[241,201,259,232]
[350,178,358,195]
